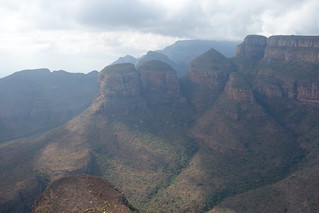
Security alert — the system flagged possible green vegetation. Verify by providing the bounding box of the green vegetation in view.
[3,39,319,213]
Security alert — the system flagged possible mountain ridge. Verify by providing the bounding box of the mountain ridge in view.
[1,34,319,212]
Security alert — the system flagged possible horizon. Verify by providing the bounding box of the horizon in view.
[1,0,318,77]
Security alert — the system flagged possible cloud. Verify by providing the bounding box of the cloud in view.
[0,0,318,77]
[77,0,163,29]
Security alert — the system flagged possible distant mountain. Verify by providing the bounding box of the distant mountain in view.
[112,40,239,77]
[136,50,177,68]
[111,55,137,65]
[159,39,239,62]
[2,35,319,213]
[158,40,239,76]
[0,68,98,143]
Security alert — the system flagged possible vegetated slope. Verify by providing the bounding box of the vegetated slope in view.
[146,49,303,212]
[208,35,319,212]
[0,62,196,213]
[1,35,319,213]
[32,174,137,213]
[0,69,98,143]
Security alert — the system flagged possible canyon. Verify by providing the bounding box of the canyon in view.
[0,34,319,212]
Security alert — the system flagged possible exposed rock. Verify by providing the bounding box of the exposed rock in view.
[32,174,137,213]
[264,35,319,63]
[185,48,234,109]
[98,63,141,99]
[296,81,319,103]
[236,35,267,61]
[138,60,179,95]
[226,73,254,102]
[254,57,319,103]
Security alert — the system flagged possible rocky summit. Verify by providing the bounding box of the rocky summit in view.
[1,35,319,213]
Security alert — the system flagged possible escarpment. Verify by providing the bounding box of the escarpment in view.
[98,63,141,99]
[264,35,319,63]
[236,35,267,60]
[138,60,179,95]
[2,34,319,213]
[234,35,319,103]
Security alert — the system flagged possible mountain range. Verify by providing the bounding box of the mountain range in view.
[1,35,319,213]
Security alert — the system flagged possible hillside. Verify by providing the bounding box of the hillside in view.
[32,174,137,213]
[0,69,98,143]
[1,35,319,213]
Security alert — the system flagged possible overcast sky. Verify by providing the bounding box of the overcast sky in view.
[0,0,318,77]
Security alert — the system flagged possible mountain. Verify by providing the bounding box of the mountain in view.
[159,39,239,63]
[112,40,239,77]
[32,174,137,213]
[1,35,319,213]
[111,55,137,65]
[136,51,178,71]
[0,69,99,143]
[159,40,239,77]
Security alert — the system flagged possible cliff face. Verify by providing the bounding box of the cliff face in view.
[236,35,267,60]
[225,73,254,102]
[138,60,179,95]
[3,34,319,213]
[264,35,319,63]
[235,34,319,103]
[98,63,141,99]
[99,62,180,99]
[185,48,234,109]
[237,35,319,64]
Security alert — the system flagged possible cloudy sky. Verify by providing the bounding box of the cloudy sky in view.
[0,0,318,77]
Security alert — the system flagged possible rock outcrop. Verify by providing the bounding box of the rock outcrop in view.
[98,63,141,99]
[32,174,137,213]
[185,48,234,109]
[226,73,254,102]
[138,60,179,95]
[236,35,267,60]
[296,81,319,103]
[264,35,319,63]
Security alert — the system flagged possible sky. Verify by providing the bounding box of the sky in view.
[0,0,318,77]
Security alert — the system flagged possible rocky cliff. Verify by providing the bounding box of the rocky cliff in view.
[236,35,267,60]
[237,35,319,64]
[264,35,319,63]
[138,60,179,95]
[225,73,254,102]
[235,34,319,103]
[184,48,234,110]
[2,34,319,213]
[98,63,141,99]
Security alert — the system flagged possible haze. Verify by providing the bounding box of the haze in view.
[0,0,318,77]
